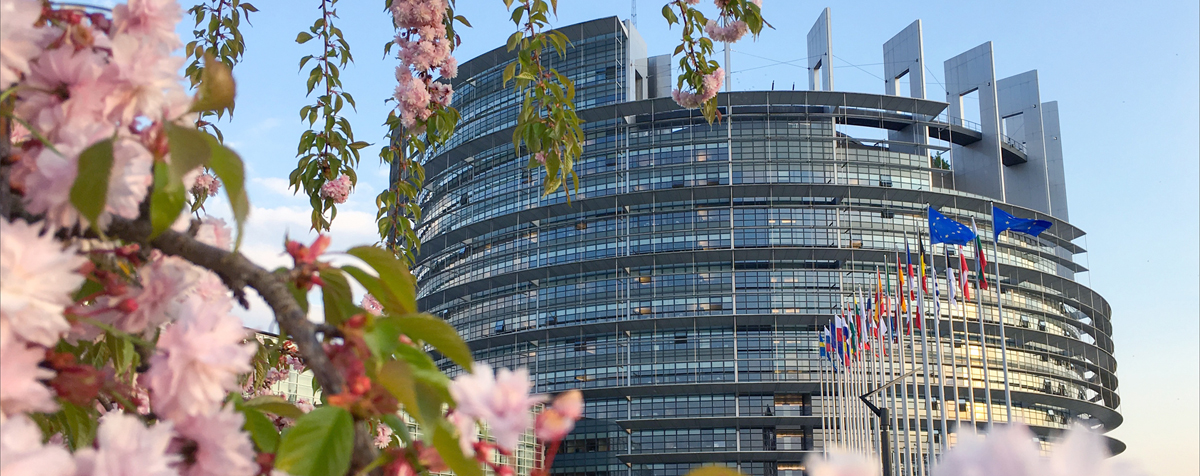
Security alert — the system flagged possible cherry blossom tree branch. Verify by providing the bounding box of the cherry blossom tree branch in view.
[0,128,379,475]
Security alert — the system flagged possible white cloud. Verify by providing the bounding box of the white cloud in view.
[252,177,295,198]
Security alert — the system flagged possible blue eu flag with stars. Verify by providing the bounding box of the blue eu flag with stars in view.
[928,206,976,245]
[992,206,1052,239]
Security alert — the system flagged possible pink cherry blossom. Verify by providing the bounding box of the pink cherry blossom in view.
[448,363,546,451]
[173,406,258,476]
[0,319,58,419]
[429,81,453,107]
[105,34,186,123]
[390,0,448,29]
[144,295,256,420]
[932,424,1042,476]
[103,255,205,335]
[0,414,76,476]
[440,55,458,79]
[534,389,583,441]
[17,123,151,231]
[705,20,748,43]
[319,175,352,204]
[374,423,394,449]
[362,294,383,316]
[111,0,183,52]
[73,413,180,476]
[0,0,48,88]
[447,410,479,456]
[805,448,879,476]
[390,0,456,129]
[671,68,723,109]
[0,218,86,346]
[192,173,220,198]
[15,46,114,136]
[195,217,232,251]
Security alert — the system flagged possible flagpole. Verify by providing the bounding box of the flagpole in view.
[893,255,914,476]
[924,227,949,456]
[915,237,936,462]
[942,247,962,444]
[989,203,1015,424]
[955,246,974,431]
[970,218,995,426]
[903,238,928,476]
[869,287,884,461]
[821,323,830,454]
[956,246,979,434]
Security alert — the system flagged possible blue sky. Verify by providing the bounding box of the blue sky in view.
[182,1,1199,474]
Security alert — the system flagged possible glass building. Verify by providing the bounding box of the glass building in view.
[411,14,1122,476]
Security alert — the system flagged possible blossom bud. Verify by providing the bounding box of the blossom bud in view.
[346,314,367,329]
[350,375,372,395]
[117,298,139,313]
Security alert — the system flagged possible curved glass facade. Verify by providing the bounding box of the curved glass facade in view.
[412,16,1121,476]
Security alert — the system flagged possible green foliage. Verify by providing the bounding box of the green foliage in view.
[504,0,585,200]
[274,406,356,476]
[376,3,468,265]
[290,0,365,232]
[663,0,768,123]
[137,125,249,241]
[243,394,306,419]
[239,406,282,453]
[185,0,258,140]
[69,139,115,231]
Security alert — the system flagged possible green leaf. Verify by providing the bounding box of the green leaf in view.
[341,265,401,318]
[392,314,473,371]
[376,359,420,422]
[240,407,281,453]
[69,139,115,230]
[274,406,355,476]
[361,314,404,362]
[59,402,98,451]
[149,162,187,237]
[345,246,417,314]
[244,395,306,419]
[318,268,355,327]
[204,135,249,250]
[165,124,211,183]
[296,32,313,44]
[433,421,482,476]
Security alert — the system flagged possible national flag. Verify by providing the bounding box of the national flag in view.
[875,269,884,326]
[992,206,1052,239]
[897,253,908,313]
[932,267,941,317]
[905,238,916,300]
[929,206,978,245]
[819,326,828,359]
[947,267,958,309]
[971,218,989,290]
[958,245,971,300]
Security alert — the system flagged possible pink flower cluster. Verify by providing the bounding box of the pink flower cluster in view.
[705,19,749,43]
[671,67,724,109]
[0,218,86,419]
[390,0,457,129]
[192,173,221,198]
[319,174,352,204]
[5,0,201,231]
[1,1,260,468]
[361,293,383,316]
[448,363,546,452]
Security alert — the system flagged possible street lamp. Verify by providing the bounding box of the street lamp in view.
[860,369,916,476]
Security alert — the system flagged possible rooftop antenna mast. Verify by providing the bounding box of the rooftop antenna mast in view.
[631,0,637,27]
